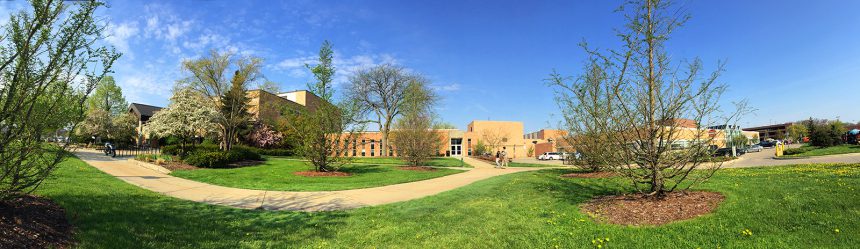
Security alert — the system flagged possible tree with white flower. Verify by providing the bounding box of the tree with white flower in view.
[146,88,219,154]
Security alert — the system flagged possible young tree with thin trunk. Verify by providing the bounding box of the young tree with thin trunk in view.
[282,41,364,172]
[391,80,442,167]
[347,64,431,157]
[0,0,119,200]
[549,0,749,196]
[179,50,261,151]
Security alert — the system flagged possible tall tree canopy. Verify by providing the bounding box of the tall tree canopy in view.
[347,64,436,157]
[86,76,127,116]
[178,50,260,151]
[0,0,119,199]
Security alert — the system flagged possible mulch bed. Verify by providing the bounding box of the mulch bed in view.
[293,171,352,177]
[560,171,617,178]
[161,161,199,171]
[581,191,724,226]
[397,166,438,172]
[0,195,74,249]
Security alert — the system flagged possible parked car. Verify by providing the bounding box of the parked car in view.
[744,145,763,153]
[712,147,745,157]
[759,141,776,148]
[538,152,562,160]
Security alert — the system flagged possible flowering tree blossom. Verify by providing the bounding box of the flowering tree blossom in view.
[146,88,219,150]
[247,123,283,148]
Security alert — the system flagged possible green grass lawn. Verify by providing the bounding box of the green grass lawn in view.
[169,157,464,191]
[36,157,860,248]
[784,144,860,157]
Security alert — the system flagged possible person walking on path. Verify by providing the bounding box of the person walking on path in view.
[500,147,508,169]
[495,150,501,168]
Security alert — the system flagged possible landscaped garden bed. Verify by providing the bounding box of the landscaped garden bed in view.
[169,157,464,191]
[581,191,725,225]
[33,157,860,248]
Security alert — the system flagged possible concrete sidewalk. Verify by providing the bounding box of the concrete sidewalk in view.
[74,150,542,211]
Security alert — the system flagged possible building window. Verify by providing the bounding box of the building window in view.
[370,139,375,157]
[361,139,366,157]
[352,140,357,156]
[467,139,472,156]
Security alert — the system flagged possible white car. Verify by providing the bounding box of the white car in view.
[538,152,562,160]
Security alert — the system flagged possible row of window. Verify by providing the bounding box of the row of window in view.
[339,138,476,157]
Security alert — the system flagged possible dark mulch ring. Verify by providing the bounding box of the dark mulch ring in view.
[397,166,437,171]
[0,195,74,249]
[161,161,199,171]
[581,191,725,226]
[293,171,352,177]
[560,171,617,178]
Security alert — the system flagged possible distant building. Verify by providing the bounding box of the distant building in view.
[742,123,793,141]
[128,103,163,146]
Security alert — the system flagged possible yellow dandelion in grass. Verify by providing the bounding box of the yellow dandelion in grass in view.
[834,228,841,233]
[740,229,753,237]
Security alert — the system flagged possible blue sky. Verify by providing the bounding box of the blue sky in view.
[4,0,859,132]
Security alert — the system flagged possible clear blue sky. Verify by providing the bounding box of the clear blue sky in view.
[5,0,859,131]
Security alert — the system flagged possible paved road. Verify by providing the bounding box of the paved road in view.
[513,146,860,168]
[74,150,543,211]
[724,147,860,168]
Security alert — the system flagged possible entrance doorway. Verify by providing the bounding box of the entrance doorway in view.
[450,138,462,156]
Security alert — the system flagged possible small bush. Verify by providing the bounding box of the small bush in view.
[183,151,230,168]
[135,154,149,162]
[228,146,262,161]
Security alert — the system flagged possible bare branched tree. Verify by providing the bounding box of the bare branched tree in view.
[0,0,119,199]
[549,0,750,196]
[482,128,510,153]
[347,65,432,157]
[391,80,442,167]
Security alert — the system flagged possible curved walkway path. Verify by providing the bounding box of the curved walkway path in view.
[74,150,545,212]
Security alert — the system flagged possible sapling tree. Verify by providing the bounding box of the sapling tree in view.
[549,0,749,196]
[0,0,119,199]
[281,41,364,172]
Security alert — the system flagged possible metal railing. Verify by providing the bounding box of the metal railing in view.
[101,145,161,157]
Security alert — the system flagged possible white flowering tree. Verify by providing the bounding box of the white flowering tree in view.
[146,88,219,153]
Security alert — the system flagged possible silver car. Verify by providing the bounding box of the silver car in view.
[745,145,763,153]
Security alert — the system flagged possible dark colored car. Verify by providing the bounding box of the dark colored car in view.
[712,147,745,157]
[759,141,776,148]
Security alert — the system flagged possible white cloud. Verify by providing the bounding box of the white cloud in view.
[165,20,193,41]
[274,52,400,85]
[433,83,461,92]
[105,21,140,59]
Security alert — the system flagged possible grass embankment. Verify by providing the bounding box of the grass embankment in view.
[169,157,464,191]
[784,144,860,157]
[38,157,860,248]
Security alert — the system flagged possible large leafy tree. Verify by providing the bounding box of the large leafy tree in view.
[146,88,219,154]
[179,50,261,151]
[281,41,364,172]
[347,64,434,157]
[86,76,127,116]
[549,0,749,196]
[0,0,119,199]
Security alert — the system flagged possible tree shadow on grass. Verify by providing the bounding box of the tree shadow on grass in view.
[52,192,348,248]
[338,164,390,174]
[533,169,631,206]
